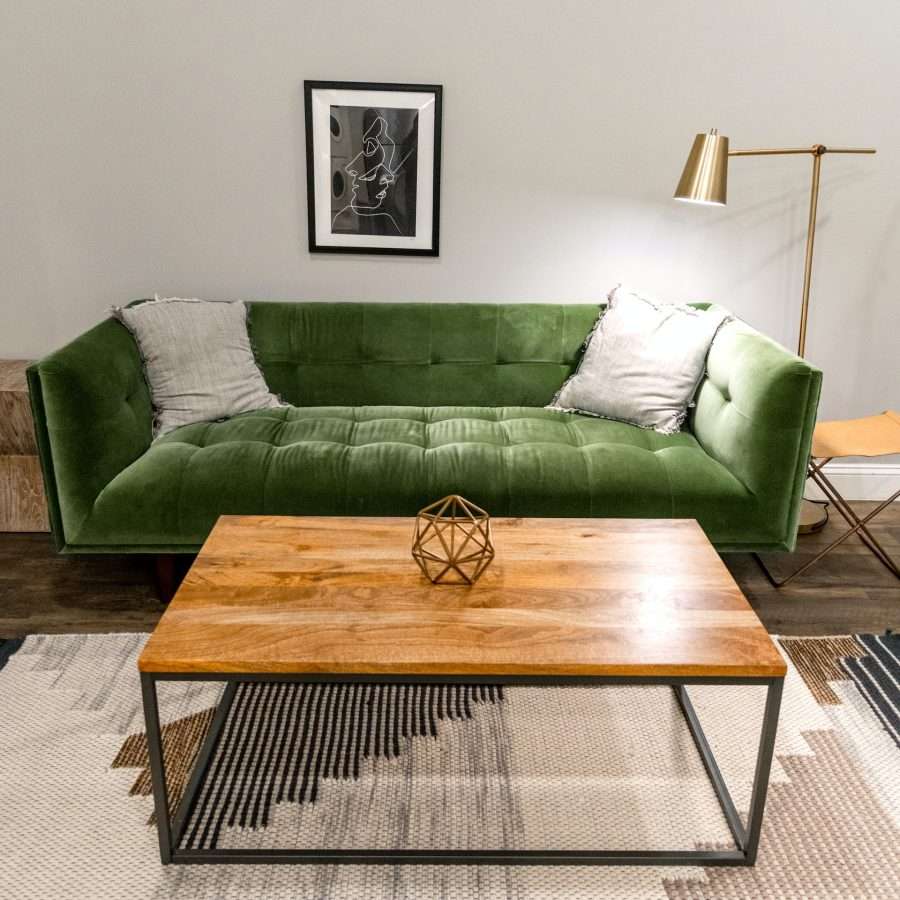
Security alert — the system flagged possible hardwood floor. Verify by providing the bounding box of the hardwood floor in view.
[0,504,897,638]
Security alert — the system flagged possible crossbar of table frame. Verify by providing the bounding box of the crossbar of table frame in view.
[674,685,747,850]
[140,672,783,867]
[169,681,238,847]
[170,848,750,866]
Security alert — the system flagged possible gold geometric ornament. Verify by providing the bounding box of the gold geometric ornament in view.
[411,494,495,585]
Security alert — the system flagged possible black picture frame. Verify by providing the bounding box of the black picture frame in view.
[304,80,442,256]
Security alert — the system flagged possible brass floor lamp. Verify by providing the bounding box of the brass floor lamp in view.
[673,131,876,532]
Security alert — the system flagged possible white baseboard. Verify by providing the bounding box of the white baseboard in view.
[806,462,900,502]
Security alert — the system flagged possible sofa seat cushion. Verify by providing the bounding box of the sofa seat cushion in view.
[76,406,763,549]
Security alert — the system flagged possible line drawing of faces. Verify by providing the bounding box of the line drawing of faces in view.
[332,115,414,236]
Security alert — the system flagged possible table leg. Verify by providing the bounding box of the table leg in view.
[743,677,783,864]
[140,672,173,864]
[676,677,782,864]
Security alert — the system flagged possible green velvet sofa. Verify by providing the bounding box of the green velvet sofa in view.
[28,301,821,558]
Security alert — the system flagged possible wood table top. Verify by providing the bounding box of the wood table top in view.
[138,516,786,679]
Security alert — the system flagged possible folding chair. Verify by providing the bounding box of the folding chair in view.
[755,410,900,587]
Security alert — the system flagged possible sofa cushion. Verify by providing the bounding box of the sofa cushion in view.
[114,297,283,436]
[76,406,763,549]
[549,287,730,434]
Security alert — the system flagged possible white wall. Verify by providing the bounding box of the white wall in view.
[2,0,898,431]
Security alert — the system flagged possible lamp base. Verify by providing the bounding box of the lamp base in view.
[797,497,828,534]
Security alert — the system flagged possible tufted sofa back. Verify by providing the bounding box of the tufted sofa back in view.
[247,302,603,408]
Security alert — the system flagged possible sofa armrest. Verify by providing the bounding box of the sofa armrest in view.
[28,317,152,550]
[691,318,822,552]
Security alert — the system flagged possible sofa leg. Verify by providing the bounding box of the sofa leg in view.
[153,555,178,603]
[752,553,788,588]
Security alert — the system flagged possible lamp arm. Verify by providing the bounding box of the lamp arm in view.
[676,133,877,359]
[727,144,875,357]
[729,146,876,157]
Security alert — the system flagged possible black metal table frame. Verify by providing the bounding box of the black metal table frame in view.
[141,671,783,867]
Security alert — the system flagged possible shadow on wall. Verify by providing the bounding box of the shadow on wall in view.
[853,197,900,446]
[665,166,879,345]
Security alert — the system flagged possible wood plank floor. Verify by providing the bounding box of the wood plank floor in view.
[0,504,897,638]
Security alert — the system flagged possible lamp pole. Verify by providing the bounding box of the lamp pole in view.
[726,144,875,359]
[797,148,823,359]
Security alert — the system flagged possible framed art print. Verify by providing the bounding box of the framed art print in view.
[304,81,442,256]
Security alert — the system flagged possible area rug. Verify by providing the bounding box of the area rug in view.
[0,633,897,899]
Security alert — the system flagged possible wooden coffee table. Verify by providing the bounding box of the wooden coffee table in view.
[139,515,786,867]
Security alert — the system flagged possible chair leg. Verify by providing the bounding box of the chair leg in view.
[811,470,900,579]
[756,488,900,588]
[752,553,791,588]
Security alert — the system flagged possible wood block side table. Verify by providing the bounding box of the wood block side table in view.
[0,360,50,532]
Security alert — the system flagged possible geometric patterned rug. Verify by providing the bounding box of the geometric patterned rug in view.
[0,633,897,899]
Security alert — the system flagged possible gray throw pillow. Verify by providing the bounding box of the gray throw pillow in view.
[113,297,284,437]
[548,286,730,434]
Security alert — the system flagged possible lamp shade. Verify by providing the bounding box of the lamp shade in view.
[674,130,729,205]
